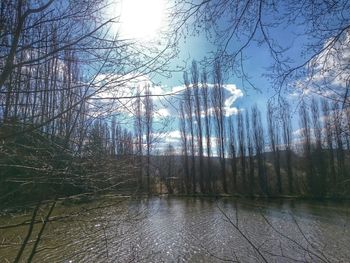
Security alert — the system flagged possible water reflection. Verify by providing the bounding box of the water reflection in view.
[0,197,349,262]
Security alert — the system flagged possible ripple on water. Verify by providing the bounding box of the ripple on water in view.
[0,198,349,263]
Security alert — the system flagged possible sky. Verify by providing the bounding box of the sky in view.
[140,3,298,151]
[100,0,349,154]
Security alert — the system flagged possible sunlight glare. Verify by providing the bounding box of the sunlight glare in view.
[119,0,166,40]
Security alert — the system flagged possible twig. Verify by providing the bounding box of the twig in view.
[216,201,268,263]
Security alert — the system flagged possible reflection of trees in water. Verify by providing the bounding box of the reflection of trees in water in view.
[2,198,347,262]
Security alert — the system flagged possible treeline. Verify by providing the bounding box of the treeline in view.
[0,0,348,203]
[174,60,350,198]
[0,54,156,202]
[0,0,159,206]
[0,102,156,206]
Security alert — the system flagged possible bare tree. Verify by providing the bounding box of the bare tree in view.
[0,0,55,89]
[134,88,144,190]
[281,100,294,194]
[111,116,117,157]
[332,101,346,190]
[237,110,247,193]
[252,105,268,195]
[144,85,154,193]
[201,69,213,192]
[310,98,327,196]
[0,0,179,260]
[171,0,350,102]
[267,102,282,194]
[299,101,314,195]
[321,99,336,192]
[184,71,196,193]
[192,60,205,193]
[161,144,176,194]
[212,60,227,193]
[228,116,237,193]
[245,110,255,195]
[179,101,191,193]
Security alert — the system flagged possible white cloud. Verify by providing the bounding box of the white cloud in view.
[311,31,350,88]
[153,128,224,156]
[171,83,243,117]
[223,84,244,116]
[87,73,172,120]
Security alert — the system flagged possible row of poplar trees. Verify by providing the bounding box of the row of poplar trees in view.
[178,60,350,197]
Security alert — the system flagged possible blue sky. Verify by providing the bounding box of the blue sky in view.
[100,0,349,153]
[150,18,293,135]
[112,8,299,152]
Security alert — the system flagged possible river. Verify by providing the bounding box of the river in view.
[0,197,349,262]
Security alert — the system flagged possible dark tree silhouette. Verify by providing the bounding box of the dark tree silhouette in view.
[212,60,227,193]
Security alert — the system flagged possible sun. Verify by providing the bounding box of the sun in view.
[118,0,167,41]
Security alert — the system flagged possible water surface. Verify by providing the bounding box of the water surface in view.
[0,197,349,262]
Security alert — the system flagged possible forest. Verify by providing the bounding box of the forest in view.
[0,0,349,262]
[1,53,349,204]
